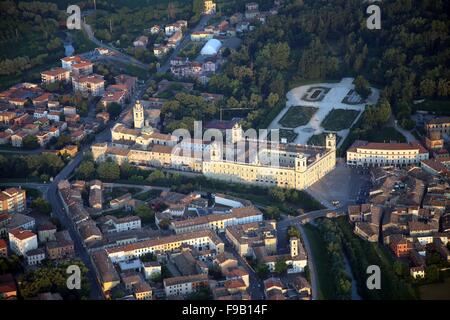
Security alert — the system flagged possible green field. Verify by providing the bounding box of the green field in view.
[419,278,450,300]
[321,109,360,131]
[303,223,335,299]
[279,106,318,128]
[370,127,406,143]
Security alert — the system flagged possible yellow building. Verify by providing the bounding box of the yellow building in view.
[92,128,337,191]
[204,0,216,14]
[0,188,26,214]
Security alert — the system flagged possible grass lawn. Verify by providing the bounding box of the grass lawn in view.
[307,133,341,146]
[303,223,335,299]
[419,278,450,300]
[279,106,318,128]
[369,127,406,143]
[321,109,360,131]
[178,43,202,59]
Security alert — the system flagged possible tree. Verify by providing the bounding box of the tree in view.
[274,258,288,274]
[354,76,372,100]
[55,134,72,148]
[159,218,171,230]
[30,197,52,215]
[420,79,436,97]
[425,265,439,282]
[140,252,157,263]
[77,161,95,180]
[107,103,122,119]
[265,206,281,220]
[287,226,300,239]
[135,204,154,224]
[97,161,120,181]
[23,135,39,149]
[266,93,279,108]
[256,263,270,278]
[146,170,165,184]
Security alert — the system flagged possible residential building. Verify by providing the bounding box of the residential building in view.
[0,188,26,214]
[71,61,94,77]
[106,230,224,263]
[41,68,71,84]
[72,74,105,96]
[26,248,46,265]
[8,228,38,256]
[172,206,263,234]
[163,274,209,296]
[37,223,57,243]
[133,36,148,48]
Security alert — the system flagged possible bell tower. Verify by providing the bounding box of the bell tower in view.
[326,133,336,150]
[133,100,144,129]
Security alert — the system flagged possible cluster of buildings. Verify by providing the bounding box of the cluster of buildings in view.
[0,187,76,297]
[54,173,312,300]
[150,20,188,58]
[0,82,78,149]
[0,51,141,150]
[348,164,450,279]
[169,55,220,84]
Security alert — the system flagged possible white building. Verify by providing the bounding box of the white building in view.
[8,228,38,256]
[346,140,429,167]
[142,261,161,280]
[200,39,222,56]
[163,274,209,296]
[26,248,46,265]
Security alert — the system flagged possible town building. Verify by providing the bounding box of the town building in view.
[204,0,216,14]
[41,68,71,84]
[8,228,38,256]
[0,188,26,214]
[106,230,224,263]
[346,140,429,167]
[72,74,105,96]
[26,248,46,265]
[171,206,263,234]
[163,274,209,297]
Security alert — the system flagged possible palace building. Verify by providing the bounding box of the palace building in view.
[92,101,337,191]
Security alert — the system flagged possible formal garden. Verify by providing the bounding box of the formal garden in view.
[278,106,318,128]
[321,109,360,131]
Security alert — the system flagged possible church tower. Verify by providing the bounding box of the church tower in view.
[134,100,144,129]
[290,237,299,258]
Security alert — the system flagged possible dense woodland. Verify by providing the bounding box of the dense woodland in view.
[205,0,449,133]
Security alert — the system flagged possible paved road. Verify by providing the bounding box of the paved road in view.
[81,18,149,70]
[388,115,416,142]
